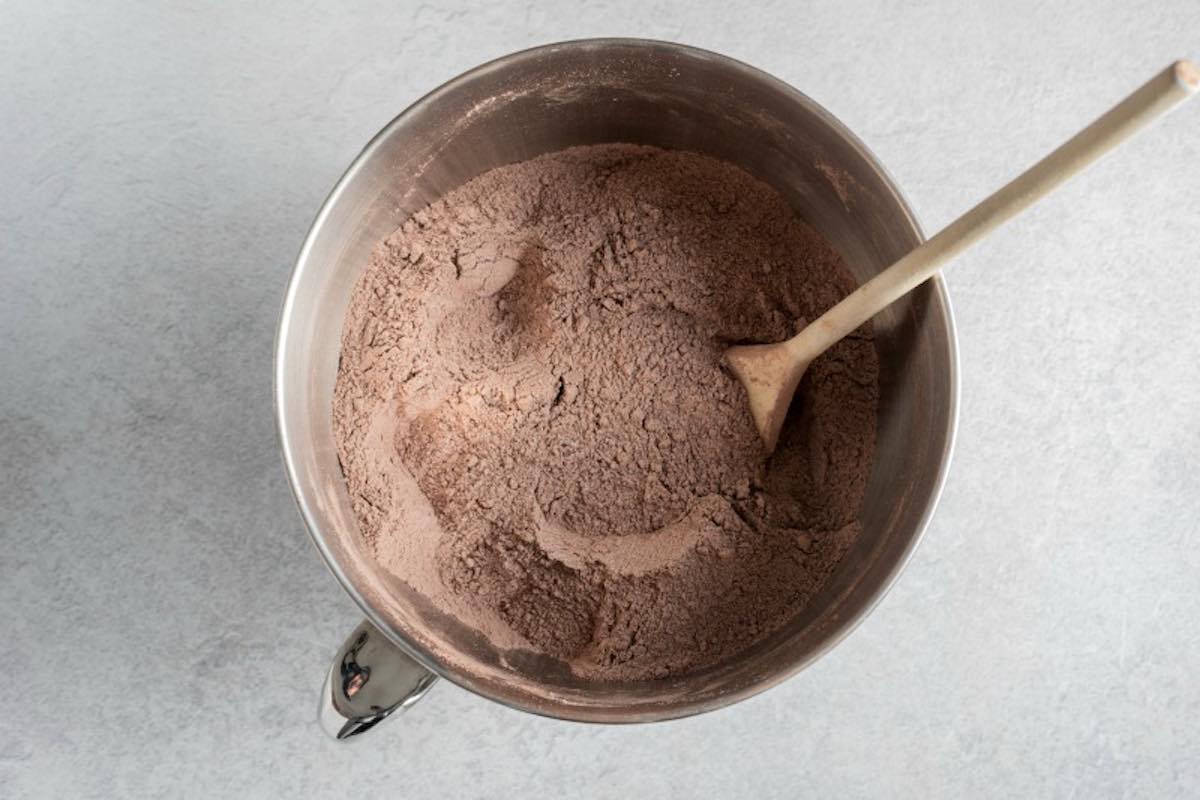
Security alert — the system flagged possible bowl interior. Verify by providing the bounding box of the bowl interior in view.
[277,40,955,721]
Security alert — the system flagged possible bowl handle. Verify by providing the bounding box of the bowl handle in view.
[317,619,439,740]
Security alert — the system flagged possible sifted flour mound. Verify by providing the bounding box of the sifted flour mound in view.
[333,144,878,681]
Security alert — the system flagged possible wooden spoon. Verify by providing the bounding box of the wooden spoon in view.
[727,60,1199,453]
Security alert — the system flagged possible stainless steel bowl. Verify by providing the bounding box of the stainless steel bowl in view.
[275,38,958,736]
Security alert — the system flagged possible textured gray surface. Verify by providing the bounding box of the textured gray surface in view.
[2,1,1198,797]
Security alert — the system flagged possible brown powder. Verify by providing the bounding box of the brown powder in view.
[333,144,878,681]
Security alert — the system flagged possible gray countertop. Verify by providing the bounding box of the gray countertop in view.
[3,2,1198,797]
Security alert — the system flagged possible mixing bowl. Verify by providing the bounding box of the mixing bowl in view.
[275,38,957,737]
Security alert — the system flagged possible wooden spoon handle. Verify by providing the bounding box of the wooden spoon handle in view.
[790,60,1199,359]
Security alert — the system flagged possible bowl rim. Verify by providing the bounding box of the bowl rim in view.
[274,36,960,723]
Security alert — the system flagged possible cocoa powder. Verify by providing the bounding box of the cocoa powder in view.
[333,144,878,681]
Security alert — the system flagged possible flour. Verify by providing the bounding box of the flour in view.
[333,144,879,680]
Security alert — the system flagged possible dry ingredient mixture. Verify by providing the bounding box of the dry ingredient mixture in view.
[333,144,878,681]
